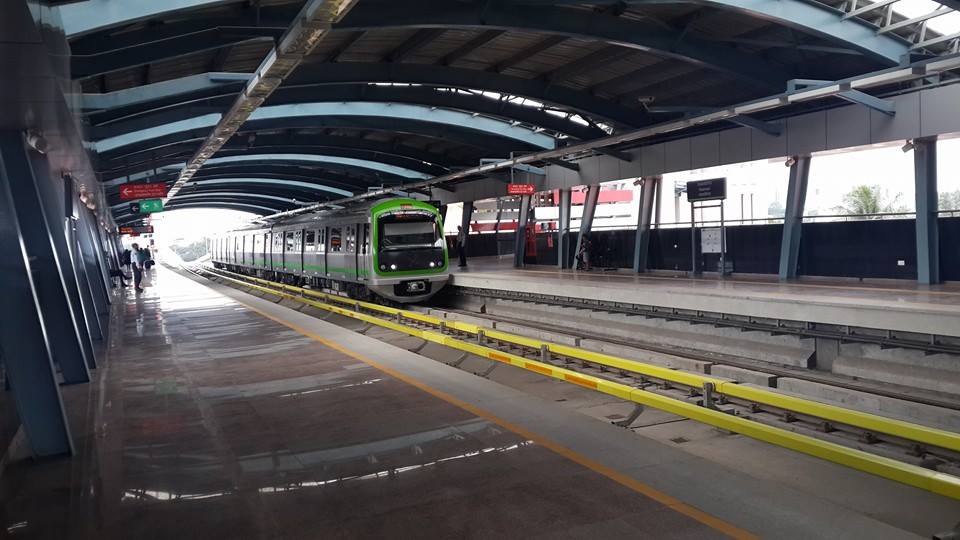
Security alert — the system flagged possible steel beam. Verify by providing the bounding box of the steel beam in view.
[61,0,239,37]
[633,176,660,273]
[438,30,504,65]
[513,195,532,268]
[778,155,811,280]
[575,184,600,267]
[75,209,111,318]
[80,73,251,112]
[385,28,445,62]
[502,0,909,65]
[92,103,556,154]
[0,132,74,457]
[557,188,571,268]
[338,1,790,86]
[914,137,940,285]
[67,216,104,342]
[285,63,650,128]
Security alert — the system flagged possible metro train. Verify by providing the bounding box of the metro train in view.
[210,198,449,303]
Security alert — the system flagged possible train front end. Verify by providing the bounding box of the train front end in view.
[368,199,449,303]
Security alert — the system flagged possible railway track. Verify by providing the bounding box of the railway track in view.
[191,265,960,500]
[431,303,960,413]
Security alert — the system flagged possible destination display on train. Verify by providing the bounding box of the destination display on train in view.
[686,178,727,202]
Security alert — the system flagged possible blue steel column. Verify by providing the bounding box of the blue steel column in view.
[460,200,474,263]
[914,137,940,285]
[2,134,91,384]
[633,176,660,273]
[76,209,111,317]
[81,209,112,304]
[778,156,811,280]
[70,220,105,341]
[0,132,74,457]
[574,184,600,266]
[557,188,571,268]
[513,195,531,268]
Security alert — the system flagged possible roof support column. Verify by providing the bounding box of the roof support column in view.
[633,176,661,273]
[459,201,474,267]
[75,209,111,318]
[557,188,571,269]
[914,137,940,285]
[0,131,74,457]
[3,135,92,384]
[778,155,811,281]
[513,195,532,268]
[575,184,601,268]
[69,219,105,341]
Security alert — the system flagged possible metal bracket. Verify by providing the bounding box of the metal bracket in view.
[702,382,719,410]
[408,340,428,353]
[477,362,499,378]
[612,404,645,428]
[356,323,373,335]
[446,352,469,368]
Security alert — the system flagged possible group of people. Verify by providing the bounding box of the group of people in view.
[112,243,153,293]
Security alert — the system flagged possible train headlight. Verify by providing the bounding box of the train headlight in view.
[380,265,386,270]
[390,264,397,270]
[429,262,435,268]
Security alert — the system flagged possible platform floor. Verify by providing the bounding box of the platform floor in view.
[1,265,954,539]
[450,257,960,337]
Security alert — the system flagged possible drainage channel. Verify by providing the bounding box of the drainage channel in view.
[194,265,960,500]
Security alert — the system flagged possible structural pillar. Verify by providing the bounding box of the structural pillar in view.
[778,155,811,280]
[460,201,474,264]
[574,184,600,266]
[69,220,105,341]
[513,195,531,268]
[633,176,661,273]
[75,209,110,317]
[2,134,90,384]
[914,137,940,285]
[557,188,571,268]
[0,131,74,457]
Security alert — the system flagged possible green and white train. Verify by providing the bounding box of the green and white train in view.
[210,198,449,303]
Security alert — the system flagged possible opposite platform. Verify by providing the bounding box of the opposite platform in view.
[450,258,960,338]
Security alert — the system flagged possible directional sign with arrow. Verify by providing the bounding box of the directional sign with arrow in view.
[120,183,168,201]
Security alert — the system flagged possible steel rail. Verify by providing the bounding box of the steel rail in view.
[194,265,960,499]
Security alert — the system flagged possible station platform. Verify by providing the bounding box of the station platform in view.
[450,258,960,338]
[1,264,956,539]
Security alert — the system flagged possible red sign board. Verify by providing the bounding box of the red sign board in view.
[119,183,168,201]
[120,225,154,235]
[507,184,536,195]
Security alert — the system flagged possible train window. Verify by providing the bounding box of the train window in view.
[285,231,295,252]
[317,229,325,253]
[346,226,355,253]
[329,227,342,252]
[361,224,369,255]
[305,230,316,249]
[294,230,303,251]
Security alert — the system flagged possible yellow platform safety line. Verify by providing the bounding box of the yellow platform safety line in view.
[204,268,960,500]
[208,269,960,456]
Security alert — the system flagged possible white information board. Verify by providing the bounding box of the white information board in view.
[701,227,724,254]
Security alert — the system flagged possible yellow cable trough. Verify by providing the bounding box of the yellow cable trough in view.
[204,268,960,499]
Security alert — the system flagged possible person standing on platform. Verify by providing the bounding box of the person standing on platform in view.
[457,225,468,268]
[576,233,592,271]
[131,243,145,293]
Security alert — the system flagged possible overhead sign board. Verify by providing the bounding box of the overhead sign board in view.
[686,178,727,202]
[119,182,169,201]
[129,199,164,214]
[507,184,536,195]
[120,225,154,235]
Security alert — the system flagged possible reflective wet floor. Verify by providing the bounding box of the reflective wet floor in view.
[0,266,729,539]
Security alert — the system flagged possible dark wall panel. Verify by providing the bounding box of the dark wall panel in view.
[798,219,917,279]
[939,217,960,282]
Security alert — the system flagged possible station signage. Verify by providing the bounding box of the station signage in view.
[129,199,164,214]
[507,184,536,195]
[686,178,727,202]
[120,225,154,235]
[119,182,169,201]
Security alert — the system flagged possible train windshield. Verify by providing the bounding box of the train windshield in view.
[379,215,440,249]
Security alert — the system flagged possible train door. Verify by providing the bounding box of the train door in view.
[328,225,344,279]
[344,224,357,279]
[318,227,326,275]
[260,232,268,268]
[241,235,246,265]
[271,231,283,271]
[356,222,370,282]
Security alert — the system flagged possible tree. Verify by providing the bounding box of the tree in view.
[940,190,960,211]
[835,185,907,216]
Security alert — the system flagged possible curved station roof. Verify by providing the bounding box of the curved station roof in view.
[61,0,960,224]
